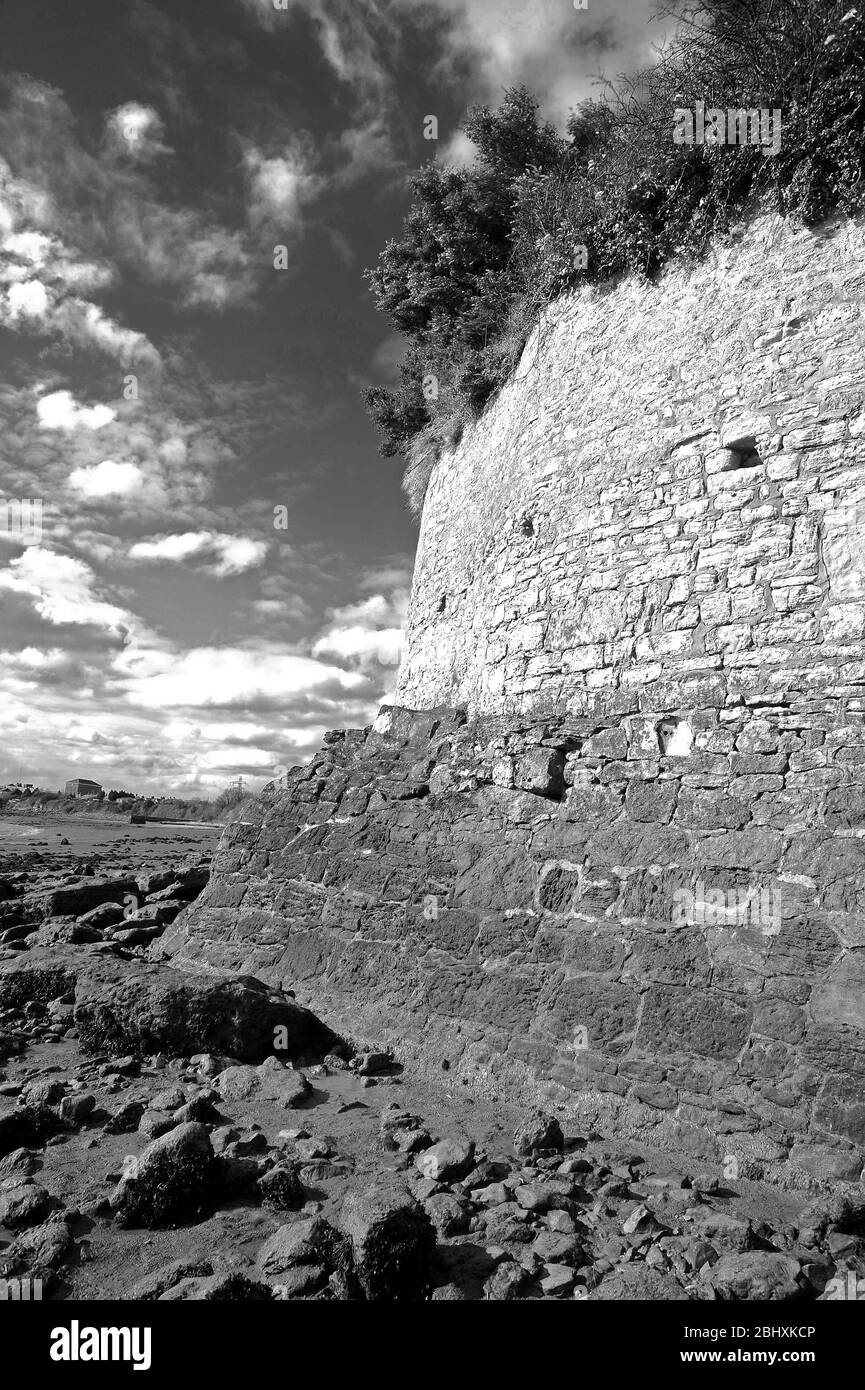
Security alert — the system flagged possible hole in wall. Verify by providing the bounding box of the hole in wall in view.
[656,719,693,756]
[721,436,763,470]
[520,514,534,537]
[437,594,447,614]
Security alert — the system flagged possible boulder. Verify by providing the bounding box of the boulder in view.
[0,1179,53,1229]
[414,1137,475,1182]
[700,1252,803,1300]
[338,1178,435,1300]
[0,1104,63,1159]
[514,1111,565,1157]
[34,878,137,919]
[110,1122,220,1227]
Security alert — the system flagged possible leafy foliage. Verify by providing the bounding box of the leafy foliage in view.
[364,0,865,513]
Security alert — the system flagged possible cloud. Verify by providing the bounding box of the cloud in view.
[36,389,116,432]
[68,459,145,498]
[243,141,322,230]
[0,142,162,365]
[312,575,409,671]
[0,76,257,321]
[129,530,269,577]
[105,102,170,161]
[0,547,135,635]
[127,644,367,710]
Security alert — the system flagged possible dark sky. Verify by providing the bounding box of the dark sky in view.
[0,0,664,794]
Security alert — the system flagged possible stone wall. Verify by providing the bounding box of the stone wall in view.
[397,211,865,719]
[171,208,865,1182]
[166,699,865,1182]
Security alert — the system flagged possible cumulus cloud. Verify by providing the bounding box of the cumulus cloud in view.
[68,459,145,498]
[0,547,135,634]
[129,530,269,577]
[36,389,116,432]
[312,575,409,671]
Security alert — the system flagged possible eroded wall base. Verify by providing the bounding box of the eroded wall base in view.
[164,701,865,1183]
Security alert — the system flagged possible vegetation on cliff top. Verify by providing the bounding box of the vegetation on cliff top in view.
[364,0,865,513]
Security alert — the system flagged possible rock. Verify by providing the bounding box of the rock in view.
[0,948,338,1061]
[0,1104,63,1158]
[339,1178,435,1300]
[514,1112,565,1157]
[423,1193,470,1236]
[104,1101,146,1134]
[219,1156,267,1196]
[22,1079,65,1106]
[789,1143,864,1184]
[172,1097,221,1126]
[256,1216,344,1279]
[484,1260,529,1300]
[592,1266,689,1300]
[2,1214,74,1275]
[34,878,137,918]
[700,1252,803,1300]
[130,1256,215,1300]
[110,1122,220,1228]
[358,1051,392,1075]
[0,1147,39,1178]
[414,1137,475,1183]
[0,1179,53,1229]
[475,1182,510,1207]
[215,1061,310,1108]
[532,1231,584,1267]
[540,1263,576,1297]
[257,1163,305,1211]
[77,903,126,930]
[686,1208,755,1253]
[74,962,337,1061]
[59,1094,96,1124]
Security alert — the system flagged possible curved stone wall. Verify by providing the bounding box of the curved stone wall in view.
[396,211,865,719]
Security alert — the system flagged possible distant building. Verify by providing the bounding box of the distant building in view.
[64,778,102,798]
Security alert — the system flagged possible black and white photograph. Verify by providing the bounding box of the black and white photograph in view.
[0,0,863,1360]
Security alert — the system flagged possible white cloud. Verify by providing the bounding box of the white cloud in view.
[243,143,322,229]
[0,547,134,634]
[37,389,116,432]
[129,531,269,577]
[128,645,366,709]
[68,459,145,498]
[6,279,49,318]
[312,584,408,670]
[106,103,169,161]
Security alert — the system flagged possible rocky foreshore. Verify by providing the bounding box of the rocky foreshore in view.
[0,850,863,1301]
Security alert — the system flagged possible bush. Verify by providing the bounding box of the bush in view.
[365,0,865,512]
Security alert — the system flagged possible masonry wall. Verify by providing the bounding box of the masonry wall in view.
[172,209,865,1182]
[397,211,865,718]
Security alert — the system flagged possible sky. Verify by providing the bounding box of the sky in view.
[0,0,666,797]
